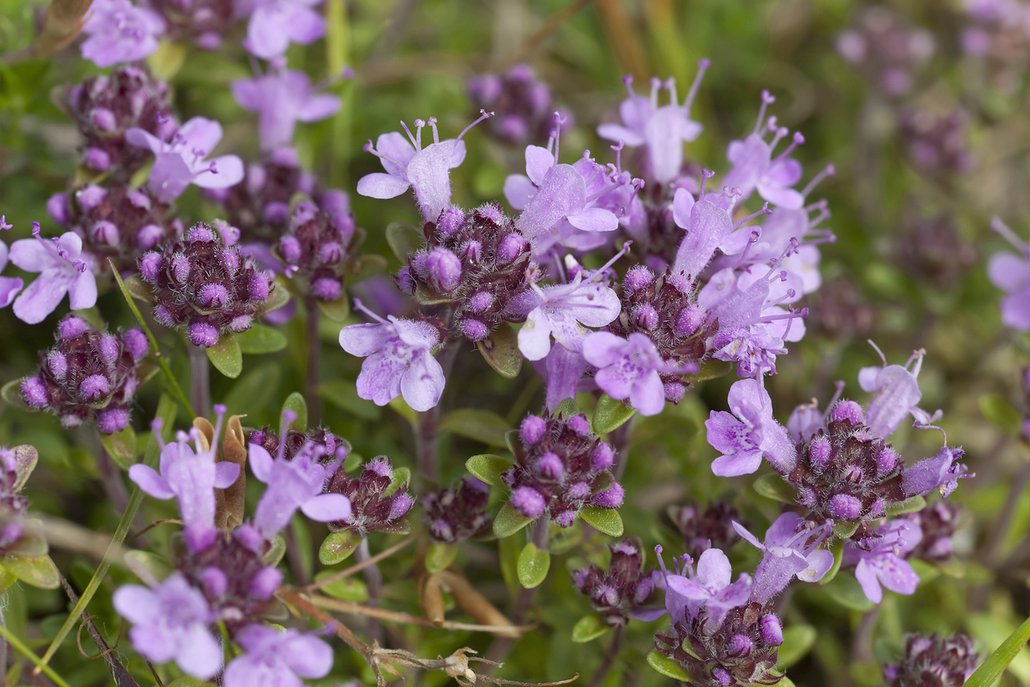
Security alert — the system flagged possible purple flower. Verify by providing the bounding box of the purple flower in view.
[571,540,658,626]
[722,91,806,209]
[338,300,445,412]
[250,422,351,539]
[844,519,921,604]
[239,0,325,58]
[582,332,675,416]
[858,343,939,439]
[705,378,796,477]
[732,512,834,603]
[670,185,749,281]
[113,573,221,679]
[325,456,414,534]
[657,547,751,628]
[80,0,165,68]
[518,259,622,361]
[543,343,590,412]
[988,217,1030,331]
[130,407,240,550]
[0,238,23,308]
[232,70,341,152]
[224,625,332,687]
[597,63,709,184]
[9,225,96,325]
[127,117,244,203]
[884,633,979,687]
[902,446,970,498]
[357,113,491,222]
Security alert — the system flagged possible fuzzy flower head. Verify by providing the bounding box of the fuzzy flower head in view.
[571,539,658,627]
[232,69,342,152]
[423,477,491,543]
[669,501,742,560]
[80,0,165,67]
[138,222,274,347]
[338,299,445,412]
[324,456,415,535]
[402,204,535,342]
[906,501,960,561]
[9,224,97,325]
[129,406,240,550]
[357,112,492,222]
[21,315,148,434]
[224,625,333,687]
[239,0,325,59]
[250,411,352,540]
[127,117,244,203]
[113,573,221,679]
[843,519,921,604]
[468,64,572,144]
[883,633,979,687]
[583,331,690,417]
[988,217,1030,331]
[733,512,834,604]
[705,377,796,477]
[277,199,356,302]
[503,412,623,526]
[597,62,709,185]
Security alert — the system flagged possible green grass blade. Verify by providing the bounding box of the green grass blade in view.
[966,615,1030,687]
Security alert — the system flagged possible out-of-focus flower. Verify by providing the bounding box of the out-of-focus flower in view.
[883,633,979,687]
[423,477,491,543]
[988,217,1030,331]
[232,69,341,151]
[572,539,658,626]
[468,64,572,144]
[80,0,165,67]
[224,625,333,687]
[843,519,921,604]
[324,456,414,535]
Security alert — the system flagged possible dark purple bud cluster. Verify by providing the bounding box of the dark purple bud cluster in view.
[147,0,235,51]
[655,602,784,687]
[778,400,907,523]
[248,425,348,467]
[467,64,572,144]
[669,501,742,559]
[21,315,148,434]
[47,183,181,274]
[422,477,491,543]
[906,501,960,561]
[277,199,357,302]
[208,148,345,242]
[325,457,415,535]
[66,66,176,176]
[0,448,31,552]
[571,539,656,627]
[810,274,874,340]
[179,525,282,632]
[138,222,274,347]
[883,633,979,687]
[504,413,623,526]
[899,108,974,178]
[403,204,534,342]
[895,213,977,290]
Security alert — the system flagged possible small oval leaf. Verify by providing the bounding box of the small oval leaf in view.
[516,542,550,589]
[647,651,691,681]
[753,474,795,504]
[579,507,624,537]
[236,324,288,354]
[425,542,457,573]
[99,426,137,469]
[282,392,308,432]
[2,554,60,589]
[317,296,351,322]
[315,571,369,602]
[571,615,610,643]
[477,324,522,379]
[592,394,636,435]
[465,454,511,487]
[205,336,243,378]
[385,222,425,262]
[1,379,29,411]
[319,530,361,566]
[492,502,533,539]
[885,495,926,516]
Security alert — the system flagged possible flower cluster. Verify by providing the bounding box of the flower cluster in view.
[324,456,415,535]
[883,633,979,687]
[837,6,935,96]
[422,477,491,543]
[668,501,742,559]
[502,413,623,526]
[139,222,274,347]
[467,64,572,145]
[277,199,357,302]
[571,539,657,627]
[20,315,148,434]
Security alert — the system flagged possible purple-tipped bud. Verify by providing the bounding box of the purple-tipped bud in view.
[76,185,106,211]
[89,220,119,246]
[809,437,832,469]
[198,283,230,308]
[828,493,862,520]
[90,107,116,132]
[171,253,191,283]
[554,510,577,527]
[632,304,659,330]
[221,249,241,275]
[713,667,733,686]
[60,413,84,428]
[511,486,547,518]
[537,451,564,479]
[397,266,415,294]
[760,614,783,646]
[845,465,863,483]
[137,224,164,250]
[388,493,414,521]
[798,486,818,509]
[229,315,253,333]
[436,207,465,238]
[592,483,624,509]
[84,147,111,171]
[567,414,591,436]
[623,265,654,294]
[201,567,228,598]
[312,277,342,301]
[188,322,219,347]
[831,400,864,425]
[728,634,754,657]
[868,497,886,518]
[520,415,547,445]
[463,240,482,261]
[264,202,289,225]
[367,456,393,478]
[468,291,494,313]
[234,524,263,553]
[139,252,163,281]
[280,236,302,263]
[47,351,68,380]
[188,225,216,243]
[568,481,591,500]
[80,374,111,400]
[249,567,283,600]
[98,334,120,364]
[591,443,615,471]
[96,407,130,434]
[664,382,686,403]
[58,316,89,340]
[47,193,70,225]
[876,448,899,475]
[496,233,526,263]
[248,273,271,301]
[425,248,462,293]
[21,376,49,409]
[675,306,706,336]
[318,241,343,265]
[459,319,489,341]
[122,328,149,362]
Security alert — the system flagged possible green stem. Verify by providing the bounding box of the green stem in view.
[0,621,73,687]
[305,298,322,426]
[189,344,210,417]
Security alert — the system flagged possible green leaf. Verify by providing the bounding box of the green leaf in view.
[385,466,411,496]
[965,615,1030,687]
[592,394,636,435]
[517,542,550,589]
[385,223,425,261]
[263,535,287,567]
[425,542,457,573]
[314,571,369,602]
[319,530,361,566]
[885,495,926,516]
[833,520,860,540]
[441,409,510,447]
[579,507,624,537]
[552,398,578,418]
[99,426,137,469]
[647,651,691,681]
[476,324,522,379]
[753,474,795,504]
[776,625,816,669]
[465,454,511,487]
[492,502,533,538]
[205,336,243,378]
[1,379,29,411]
[820,539,844,585]
[317,296,351,322]
[979,393,1023,437]
[236,324,288,355]
[2,554,59,589]
[146,41,188,80]
[821,574,875,612]
[571,615,610,643]
[255,280,291,316]
[282,392,308,432]
[122,275,154,303]
[10,445,38,492]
